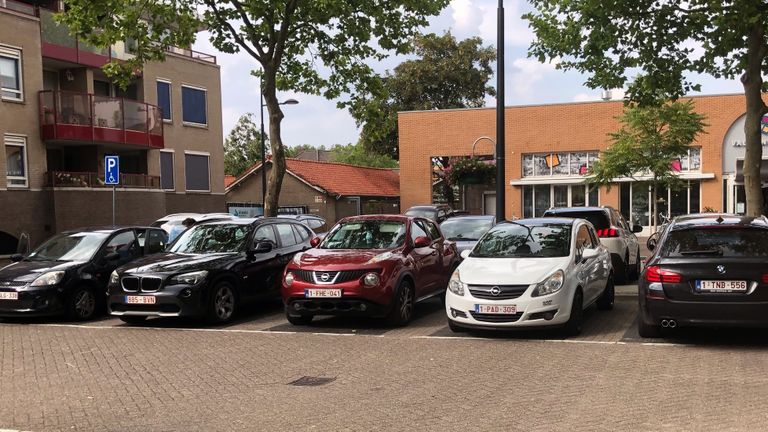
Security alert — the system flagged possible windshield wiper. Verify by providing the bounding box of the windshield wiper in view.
[680,249,722,256]
[507,221,536,243]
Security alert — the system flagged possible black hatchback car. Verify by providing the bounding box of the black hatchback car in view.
[108,218,314,324]
[0,226,167,320]
[639,214,768,337]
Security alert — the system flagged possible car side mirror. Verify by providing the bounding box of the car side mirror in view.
[251,241,273,254]
[10,254,23,262]
[581,248,599,262]
[632,225,643,233]
[104,252,120,261]
[413,236,431,248]
[460,250,471,260]
[310,237,321,248]
[647,237,657,251]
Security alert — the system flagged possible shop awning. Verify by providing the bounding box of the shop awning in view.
[735,159,768,182]
[510,172,715,186]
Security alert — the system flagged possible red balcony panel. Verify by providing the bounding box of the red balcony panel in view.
[76,50,110,68]
[41,42,78,64]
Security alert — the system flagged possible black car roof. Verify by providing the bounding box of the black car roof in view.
[670,214,768,230]
[544,207,607,214]
[499,217,577,225]
[441,215,495,222]
[61,226,156,235]
[198,217,303,226]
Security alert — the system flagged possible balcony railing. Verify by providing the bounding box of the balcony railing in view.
[0,0,37,16]
[45,171,161,189]
[40,90,164,149]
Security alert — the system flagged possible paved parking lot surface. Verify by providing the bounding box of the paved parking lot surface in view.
[2,286,768,431]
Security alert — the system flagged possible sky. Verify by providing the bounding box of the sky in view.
[192,0,745,149]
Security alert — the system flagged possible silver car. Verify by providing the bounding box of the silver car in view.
[439,215,496,255]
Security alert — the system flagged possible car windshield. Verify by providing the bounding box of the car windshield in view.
[27,232,109,262]
[545,211,610,230]
[471,223,572,258]
[405,209,437,220]
[661,228,768,257]
[170,224,251,254]
[320,221,406,250]
[440,219,493,241]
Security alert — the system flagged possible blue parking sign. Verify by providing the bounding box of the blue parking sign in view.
[105,155,119,185]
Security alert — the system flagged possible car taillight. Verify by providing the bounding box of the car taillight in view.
[762,274,768,284]
[596,228,618,237]
[645,266,682,283]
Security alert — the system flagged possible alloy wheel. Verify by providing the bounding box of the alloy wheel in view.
[214,286,235,321]
[399,283,413,321]
[74,290,95,319]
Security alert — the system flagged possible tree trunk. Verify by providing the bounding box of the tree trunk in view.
[262,68,286,217]
[741,23,768,217]
[651,180,657,234]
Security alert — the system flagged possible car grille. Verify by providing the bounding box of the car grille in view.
[0,280,26,288]
[470,311,524,323]
[468,285,529,300]
[294,270,314,283]
[121,276,163,292]
[302,269,382,284]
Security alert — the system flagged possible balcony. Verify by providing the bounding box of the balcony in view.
[45,171,160,189]
[40,90,164,149]
[0,0,37,16]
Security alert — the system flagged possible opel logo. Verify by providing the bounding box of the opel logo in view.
[716,265,726,275]
[320,273,331,282]
[490,286,501,296]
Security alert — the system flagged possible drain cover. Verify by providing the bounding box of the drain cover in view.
[288,376,336,387]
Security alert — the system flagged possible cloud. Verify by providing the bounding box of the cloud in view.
[508,57,559,100]
[477,0,535,47]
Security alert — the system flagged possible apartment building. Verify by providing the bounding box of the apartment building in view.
[0,0,225,252]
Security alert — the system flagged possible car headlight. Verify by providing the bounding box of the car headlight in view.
[109,270,120,285]
[448,269,465,296]
[532,270,565,297]
[363,272,380,286]
[366,251,395,264]
[30,271,65,287]
[284,272,295,287]
[169,270,208,285]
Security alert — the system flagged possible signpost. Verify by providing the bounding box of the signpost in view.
[105,156,119,226]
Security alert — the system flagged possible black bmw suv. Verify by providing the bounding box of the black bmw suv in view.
[0,226,167,320]
[108,218,314,324]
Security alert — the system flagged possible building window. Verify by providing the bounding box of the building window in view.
[5,135,27,187]
[619,181,701,228]
[157,80,172,121]
[184,152,210,192]
[0,46,23,101]
[160,151,174,190]
[522,184,600,217]
[522,151,599,177]
[181,85,207,125]
[674,147,701,172]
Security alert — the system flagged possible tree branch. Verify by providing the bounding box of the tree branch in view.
[203,0,262,62]
[229,0,266,59]
[273,0,299,66]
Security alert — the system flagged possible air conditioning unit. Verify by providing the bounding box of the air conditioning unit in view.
[600,90,612,101]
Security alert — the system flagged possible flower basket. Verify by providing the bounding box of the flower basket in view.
[447,157,496,186]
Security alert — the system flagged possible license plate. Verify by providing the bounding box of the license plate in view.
[305,289,342,298]
[475,304,516,314]
[695,280,748,293]
[125,295,156,304]
[0,292,18,301]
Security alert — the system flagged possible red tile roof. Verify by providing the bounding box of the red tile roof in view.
[228,158,400,197]
[224,175,236,188]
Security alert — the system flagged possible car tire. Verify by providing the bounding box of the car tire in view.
[119,316,147,325]
[66,286,98,321]
[597,275,615,311]
[448,319,465,333]
[386,279,414,327]
[206,281,237,324]
[632,248,642,281]
[563,289,583,336]
[638,316,662,338]
[285,309,313,326]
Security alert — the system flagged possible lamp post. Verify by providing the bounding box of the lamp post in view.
[259,76,299,211]
[495,0,506,220]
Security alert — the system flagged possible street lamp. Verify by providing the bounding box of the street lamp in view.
[495,0,506,220]
[259,76,299,211]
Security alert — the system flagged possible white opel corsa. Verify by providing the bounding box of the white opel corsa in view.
[445,218,614,335]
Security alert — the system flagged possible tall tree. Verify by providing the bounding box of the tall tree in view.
[525,1,768,216]
[60,0,449,216]
[588,101,707,232]
[350,31,496,160]
[224,113,263,176]
[331,143,398,168]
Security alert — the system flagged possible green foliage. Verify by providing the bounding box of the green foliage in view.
[445,157,495,185]
[331,143,398,169]
[589,101,707,190]
[223,113,263,176]
[348,31,496,160]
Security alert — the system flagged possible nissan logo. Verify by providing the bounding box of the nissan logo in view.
[490,286,501,296]
[320,273,331,282]
[716,265,726,275]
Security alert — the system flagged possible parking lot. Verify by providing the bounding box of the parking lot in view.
[2,285,768,432]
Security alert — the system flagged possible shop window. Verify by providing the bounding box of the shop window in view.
[184,152,210,192]
[5,135,27,187]
[157,80,172,121]
[522,184,602,218]
[160,151,174,190]
[0,46,23,101]
[523,186,533,218]
[522,151,598,177]
[674,147,701,172]
[182,85,207,125]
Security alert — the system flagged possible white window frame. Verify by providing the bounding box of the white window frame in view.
[184,150,211,192]
[4,134,28,188]
[181,84,208,127]
[522,151,599,177]
[156,78,172,123]
[0,45,23,102]
[159,149,175,191]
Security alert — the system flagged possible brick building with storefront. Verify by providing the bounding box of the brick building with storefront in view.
[398,93,766,235]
